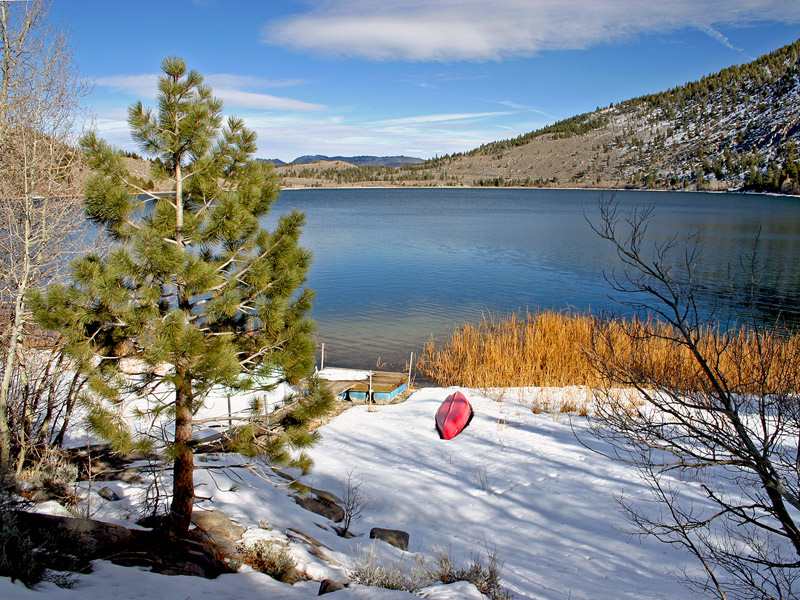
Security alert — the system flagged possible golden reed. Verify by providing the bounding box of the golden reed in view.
[418,310,800,393]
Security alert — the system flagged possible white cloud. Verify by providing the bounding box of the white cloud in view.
[263,0,800,61]
[204,74,306,90]
[242,110,548,161]
[698,25,749,56]
[95,74,159,98]
[212,88,326,111]
[93,102,545,162]
[95,73,325,112]
[370,111,514,126]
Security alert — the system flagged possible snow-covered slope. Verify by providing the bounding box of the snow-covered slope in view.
[1,388,704,599]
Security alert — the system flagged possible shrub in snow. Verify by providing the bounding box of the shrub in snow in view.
[238,539,297,582]
[348,547,513,599]
[426,551,513,600]
[348,552,424,591]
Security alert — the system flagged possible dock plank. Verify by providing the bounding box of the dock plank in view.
[325,380,356,398]
[348,370,408,393]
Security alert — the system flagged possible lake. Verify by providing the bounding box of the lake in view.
[270,188,800,371]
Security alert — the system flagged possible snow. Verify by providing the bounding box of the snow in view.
[318,368,373,381]
[0,387,703,599]
[60,376,296,449]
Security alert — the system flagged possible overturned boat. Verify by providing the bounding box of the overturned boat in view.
[435,391,474,440]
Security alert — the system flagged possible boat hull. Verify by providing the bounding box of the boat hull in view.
[435,391,473,440]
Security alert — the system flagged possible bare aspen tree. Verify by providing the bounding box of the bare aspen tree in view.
[586,200,800,600]
[0,0,90,471]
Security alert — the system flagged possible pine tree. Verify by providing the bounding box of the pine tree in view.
[31,57,331,532]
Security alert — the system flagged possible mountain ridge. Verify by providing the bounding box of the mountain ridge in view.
[261,155,424,168]
[277,39,800,194]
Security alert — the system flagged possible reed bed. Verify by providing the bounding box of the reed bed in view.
[420,312,597,389]
[418,310,800,396]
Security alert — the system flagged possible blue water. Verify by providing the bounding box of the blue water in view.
[269,188,800,370]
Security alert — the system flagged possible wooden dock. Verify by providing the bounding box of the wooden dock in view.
[316,368,409,402]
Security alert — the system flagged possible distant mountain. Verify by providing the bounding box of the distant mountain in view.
[274,39,800,194]
[290,155,424,168]
[260,158,287,167]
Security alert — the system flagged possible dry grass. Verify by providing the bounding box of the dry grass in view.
[419,310,800,396]
[419,311,599,389]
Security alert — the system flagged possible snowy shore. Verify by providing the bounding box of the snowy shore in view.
[1,387,700,599]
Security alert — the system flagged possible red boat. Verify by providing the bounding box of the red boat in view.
[435,391,474,440]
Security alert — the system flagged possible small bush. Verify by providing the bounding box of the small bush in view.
[348,547,513,599]
[239,539,297,582]
[18,448,80,505]
[427,550,513,600]
[348,553,424,591]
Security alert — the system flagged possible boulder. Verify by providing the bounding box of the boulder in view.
[97,486,120,501]
[318,579,348,595]
[13,511,135,558]
[159,561,207,577]
[369,527,409,551]
[204,530,242,560]
[191,509,245,541]
[294,495,345,523]
[191,509,246,560]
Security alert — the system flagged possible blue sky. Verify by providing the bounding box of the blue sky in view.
[51,1,800,162]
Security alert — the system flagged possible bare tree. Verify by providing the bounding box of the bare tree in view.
[0,0,91,471]
[586,200,800,600]
[335,468,366,537]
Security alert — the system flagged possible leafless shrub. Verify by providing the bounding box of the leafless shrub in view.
[335,468,366,537]
[4,347,90,474]
[585,199,800,600]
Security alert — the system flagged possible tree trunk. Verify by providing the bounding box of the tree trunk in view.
[168,368,194,532]
[0,195,32,472]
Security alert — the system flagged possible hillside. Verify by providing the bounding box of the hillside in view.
[291,155,424,167]
[279,39,800,193]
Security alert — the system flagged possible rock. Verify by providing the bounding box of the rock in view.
[190,509,246,561]
[15,480,34,492]
[369,527,410,551]
[191,509,245,541]
[294,495,345,523]
[204,530,242,560]
[14,511,135,556]
[309,487,343,505]
[158,561,207,577]
[12,510,135,574]
[29,489,51,502]
[97,486,120,501]
[318,579,348,595]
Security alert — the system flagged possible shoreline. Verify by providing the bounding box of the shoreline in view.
[277,183,755,194]
[277,183,800,199]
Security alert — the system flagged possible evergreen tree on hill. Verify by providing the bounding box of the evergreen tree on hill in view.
[32,57,332,532]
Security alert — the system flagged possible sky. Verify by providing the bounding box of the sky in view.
[49,0,800,162]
